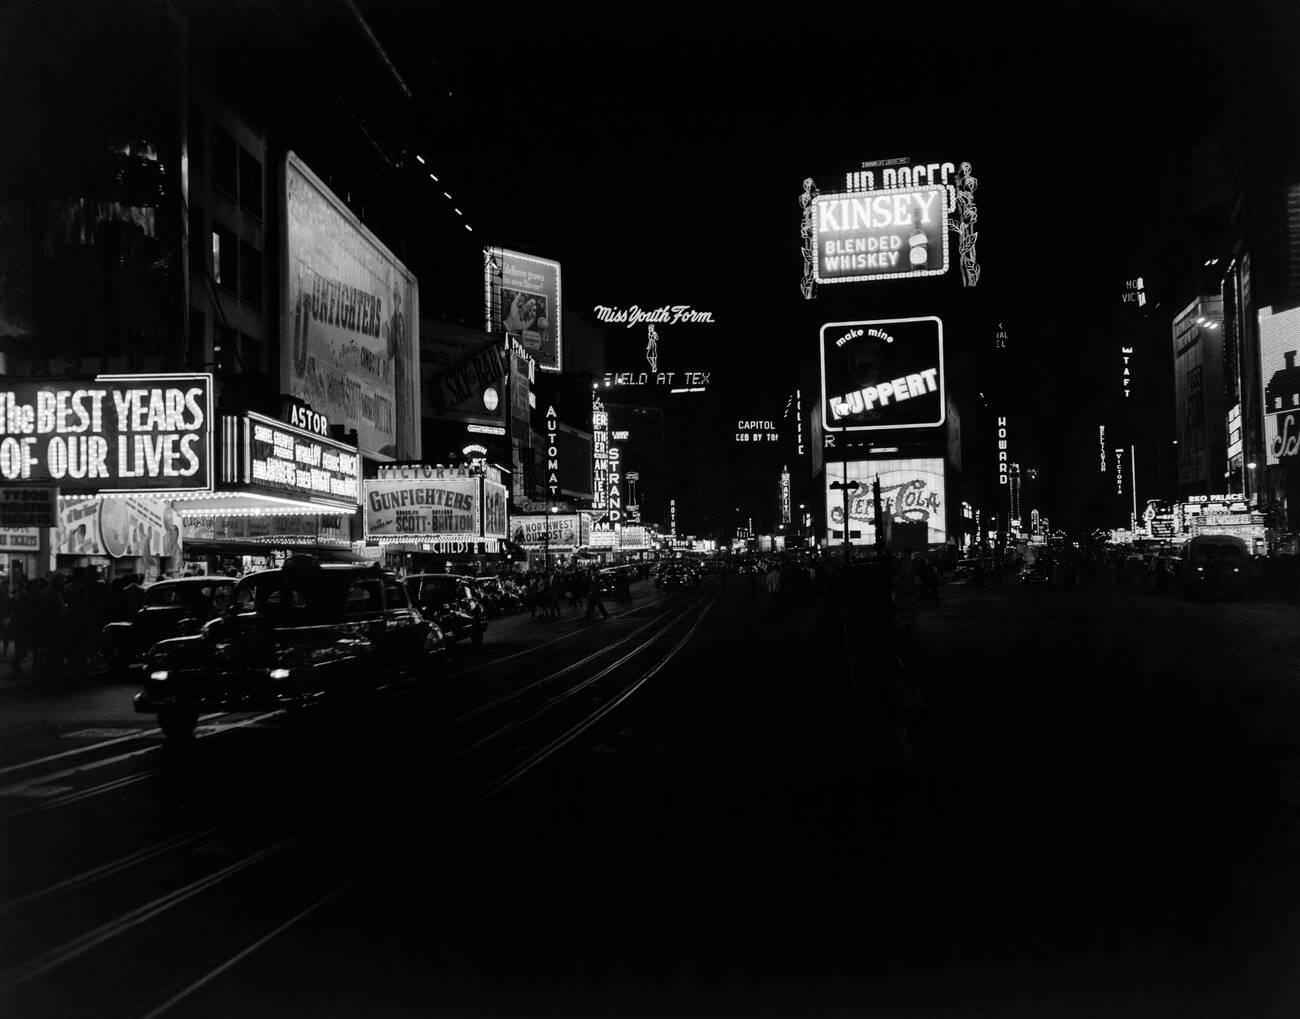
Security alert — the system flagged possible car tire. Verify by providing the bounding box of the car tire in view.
[158,707,198,740]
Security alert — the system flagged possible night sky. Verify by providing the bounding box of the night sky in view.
[353,0,1298,533]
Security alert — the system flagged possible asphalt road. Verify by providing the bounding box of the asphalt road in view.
[3,574,1300,1018]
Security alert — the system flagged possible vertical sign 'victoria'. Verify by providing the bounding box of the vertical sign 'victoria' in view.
[820,317,945,432]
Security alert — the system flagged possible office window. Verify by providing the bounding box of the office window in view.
[188,107,205,180]
[215,322,237,373]
[239,240,262,309]
[189,308,206,366]
[212,127,237,197]
[239,149,263,218]
[212,225,237,291]
[240,333,263,373]
[189,204,205,274]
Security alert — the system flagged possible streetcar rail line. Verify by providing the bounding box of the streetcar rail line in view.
[130,594,717,1019]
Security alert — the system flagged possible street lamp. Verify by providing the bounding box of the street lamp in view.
[544,504,558,572]
[828,479,860,562]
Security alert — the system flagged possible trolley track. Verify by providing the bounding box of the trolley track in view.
[0,591,715,1019]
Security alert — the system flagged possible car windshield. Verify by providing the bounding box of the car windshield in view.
[409,577,460,604]
[146,582,224,608]
[232,572,352,625]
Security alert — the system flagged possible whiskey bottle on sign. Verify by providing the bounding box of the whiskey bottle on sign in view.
[908,207,928,269]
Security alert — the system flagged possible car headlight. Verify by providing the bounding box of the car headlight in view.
[269,668,292,681]
[149,670,169,682]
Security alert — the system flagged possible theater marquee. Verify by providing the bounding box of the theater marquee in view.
[0,373,213,492]
[820,317,945,433]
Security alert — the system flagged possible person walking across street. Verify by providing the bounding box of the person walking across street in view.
[584,567,608,620]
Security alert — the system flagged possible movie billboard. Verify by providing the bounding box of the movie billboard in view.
[1260,304,1300,465]
[363,477,479,538]
[0,373,212,492]
[283,152,420,461]
[820,317,945,432]
[825,457,947,546]
[511,513,588,549]
[812,187,949,284]
[486,248,562,373]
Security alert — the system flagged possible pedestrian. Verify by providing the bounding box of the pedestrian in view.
[584,567,608,619]
[0,579,12,662]
[64,568,90,679]
[11,579,39,675]
[765,560,783,615]
[36,576,67,681]
[545,571,563,618]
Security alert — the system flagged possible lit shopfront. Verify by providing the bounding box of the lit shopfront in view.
[175,408,362,574]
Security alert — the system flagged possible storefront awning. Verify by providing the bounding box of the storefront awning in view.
[182,539,365,562]
[171,493,358,517]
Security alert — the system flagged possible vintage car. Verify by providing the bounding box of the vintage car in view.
[655,564,698,591]
[404,573,488,646]
[134,559,444,739]
[103,576,238,677]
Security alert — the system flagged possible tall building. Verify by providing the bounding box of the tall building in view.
[1171,295,1227,497]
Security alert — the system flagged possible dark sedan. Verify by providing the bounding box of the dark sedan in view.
[404,573,488,647]
[103,576,237,677]
[134,560,444,739]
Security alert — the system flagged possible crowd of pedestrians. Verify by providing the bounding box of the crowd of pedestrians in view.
[0,568,153,683]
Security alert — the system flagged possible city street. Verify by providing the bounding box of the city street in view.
[4,575,1300,1018]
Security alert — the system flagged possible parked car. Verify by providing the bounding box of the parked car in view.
[104,576,237,677]
[134,559,444,739]
[404,573,488,646]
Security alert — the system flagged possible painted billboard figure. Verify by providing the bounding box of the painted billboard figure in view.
[646,324,659,373]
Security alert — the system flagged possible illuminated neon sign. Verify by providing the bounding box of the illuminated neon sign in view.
[820,317,945,432]
[0,373,213,492]
[812,187,949,284]
[592,395,609,512]
[233,411,359,510]
[593,305,715,327]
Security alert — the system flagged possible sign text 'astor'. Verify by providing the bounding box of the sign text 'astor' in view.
[0,376,212,491]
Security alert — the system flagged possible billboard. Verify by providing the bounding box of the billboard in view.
[1260,305,1300,465]
[511,513,589,549]
[483,479,509,539]
[363,477,480,538]
[825,457,947,546]
[486,248,562,373]
[57,496,183,560]
[820,317,945,432]
[0,373,212,492]
[812,187,949,284]
[283,152,420,461]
